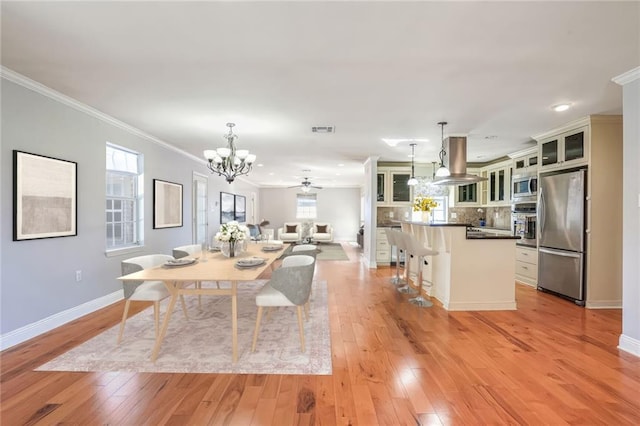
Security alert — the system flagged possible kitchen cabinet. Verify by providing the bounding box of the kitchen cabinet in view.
[515,246,537,287]
[452,168,481,206]
[533,115,623,308]
[376,228,391,265]
[538,126,589,171]
[377,167,412,206]
[482,160,511,206]
[511,147,538,174]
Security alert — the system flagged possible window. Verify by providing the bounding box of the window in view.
[296,193,317,219]
[106,144,143,250]
[431,196,448,223]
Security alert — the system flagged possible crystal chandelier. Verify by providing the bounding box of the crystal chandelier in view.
[203,123,256,183]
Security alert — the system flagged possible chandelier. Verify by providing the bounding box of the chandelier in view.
[435,121,451,177]
[203,123,256,183]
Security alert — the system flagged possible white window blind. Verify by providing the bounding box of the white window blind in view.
[296,193,317,219]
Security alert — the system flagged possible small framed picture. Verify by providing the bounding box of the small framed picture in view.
[153,179,183,229]
[220,192,235,224]
[13,150,77,241]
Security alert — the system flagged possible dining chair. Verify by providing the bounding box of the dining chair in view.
[172,244,220,306]
[251,254,316,353]
[118,254,189,344]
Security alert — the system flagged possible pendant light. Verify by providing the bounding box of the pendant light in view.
[407,143,418,186]
[435,121,451,177]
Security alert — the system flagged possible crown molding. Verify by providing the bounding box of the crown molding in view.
[612,66,640,85]
[0,66,205,166]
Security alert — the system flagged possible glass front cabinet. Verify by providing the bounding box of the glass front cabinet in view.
[538,126,589,171]
[377,168,412,206]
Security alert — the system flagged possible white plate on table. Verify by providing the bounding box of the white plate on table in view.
[235,257,266,268]
[261,245,283,252]
[164,258,197,267]
[208,246,221,252]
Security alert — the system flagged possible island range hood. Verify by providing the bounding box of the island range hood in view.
[432,136,488,186]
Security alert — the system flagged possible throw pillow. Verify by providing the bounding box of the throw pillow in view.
[286,224,297,233]
[316,225,328,233]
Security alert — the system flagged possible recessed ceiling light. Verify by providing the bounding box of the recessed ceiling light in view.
[338,163,344,167]
[552,103,572,112]
[268,172,274,176]
[382,138,428,147]
[257,163,264,167]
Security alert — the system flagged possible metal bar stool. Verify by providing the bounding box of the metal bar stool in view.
[405,233,439,307]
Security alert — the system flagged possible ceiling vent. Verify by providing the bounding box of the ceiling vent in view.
[311,126,335,133]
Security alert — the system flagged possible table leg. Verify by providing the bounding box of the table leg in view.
[151,283,178,362]
[232,280,238,363]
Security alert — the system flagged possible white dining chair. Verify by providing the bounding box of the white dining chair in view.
[251,254,316,353]
[118,254,189,344]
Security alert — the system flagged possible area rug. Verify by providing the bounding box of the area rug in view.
[36,280,332,375]
[280,242,349,261]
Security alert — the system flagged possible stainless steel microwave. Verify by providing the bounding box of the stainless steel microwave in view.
[512,172,537,202]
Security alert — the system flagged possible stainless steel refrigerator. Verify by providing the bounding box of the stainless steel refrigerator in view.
[537,169,586,304]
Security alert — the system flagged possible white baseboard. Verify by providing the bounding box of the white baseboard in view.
[0,290,123,351]
[618,334,640,358]
[585,300,623,309]
[444,301,518,311]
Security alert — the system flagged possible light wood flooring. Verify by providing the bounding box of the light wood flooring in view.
[2,243,639,425]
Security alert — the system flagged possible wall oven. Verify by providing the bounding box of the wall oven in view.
[512,172,537,203]
[512,201,537,246]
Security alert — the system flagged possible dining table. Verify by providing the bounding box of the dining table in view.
[118,242,286,362]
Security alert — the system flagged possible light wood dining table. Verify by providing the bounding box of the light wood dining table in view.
[118,243,285,362]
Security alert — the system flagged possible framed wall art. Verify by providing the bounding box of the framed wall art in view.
[153,179,183,229]
[234,194,246,222]
[220,191,235,224]
[13,150,78,241]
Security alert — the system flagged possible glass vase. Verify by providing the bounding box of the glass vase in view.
[422,211,431,223]
[221,241,236,258]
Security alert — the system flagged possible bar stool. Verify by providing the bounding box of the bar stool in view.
[404,233,439,307]
[384,228,405,286]
[396,231,418,294]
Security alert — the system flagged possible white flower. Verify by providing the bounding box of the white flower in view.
[215,221,249,243]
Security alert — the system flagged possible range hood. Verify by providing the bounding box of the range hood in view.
[432,136,488,186]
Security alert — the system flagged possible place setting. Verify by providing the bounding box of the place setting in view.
[163,257,198,267]
[261,244,283,253]
[234,256,267,269]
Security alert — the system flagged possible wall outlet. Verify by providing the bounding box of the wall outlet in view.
[451,212,457,219]
[75,270,82,282]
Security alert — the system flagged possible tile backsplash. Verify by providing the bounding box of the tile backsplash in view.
[449,206,512,229]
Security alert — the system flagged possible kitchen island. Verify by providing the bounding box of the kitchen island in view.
[401,221,520,311]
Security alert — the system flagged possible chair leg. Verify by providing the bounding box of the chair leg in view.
[297,306,306,352]
[304,301,310,321]
[153,300,160,338]
[265,306,274,322]
[117,300,131,344]
[180,295,189,319]
[251,306,264,352]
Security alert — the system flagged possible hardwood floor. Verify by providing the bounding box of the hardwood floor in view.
[2,243,639,425]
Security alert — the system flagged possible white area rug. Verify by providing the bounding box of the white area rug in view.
[37,280,332,375]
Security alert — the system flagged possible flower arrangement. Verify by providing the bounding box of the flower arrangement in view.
[215,221,249,243]
[413,196,438,212]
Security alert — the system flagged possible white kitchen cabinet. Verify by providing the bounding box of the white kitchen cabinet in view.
[515,245,537,287]
[482,160,512,206]
[511,147,538,174]
[377,167,412,206]
[537,125,589,171]
[452,168,481,207]
[376,228,392,264]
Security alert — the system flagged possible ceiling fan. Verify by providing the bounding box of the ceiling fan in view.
[288,177,323,192]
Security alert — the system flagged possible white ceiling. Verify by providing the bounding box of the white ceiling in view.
[2,1,638,188]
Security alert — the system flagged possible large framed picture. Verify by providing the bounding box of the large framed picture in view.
[234,195,246,222]
[13,150,77,241]
[220,192,235,224]
[153,179,183,229]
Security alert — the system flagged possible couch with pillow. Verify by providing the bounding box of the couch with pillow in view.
[277,222,302,242]
[311,222,333,243]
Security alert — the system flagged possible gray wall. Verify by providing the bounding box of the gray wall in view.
[621,75,640,351]
[0,78,257,335]
[259,187,361,242]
